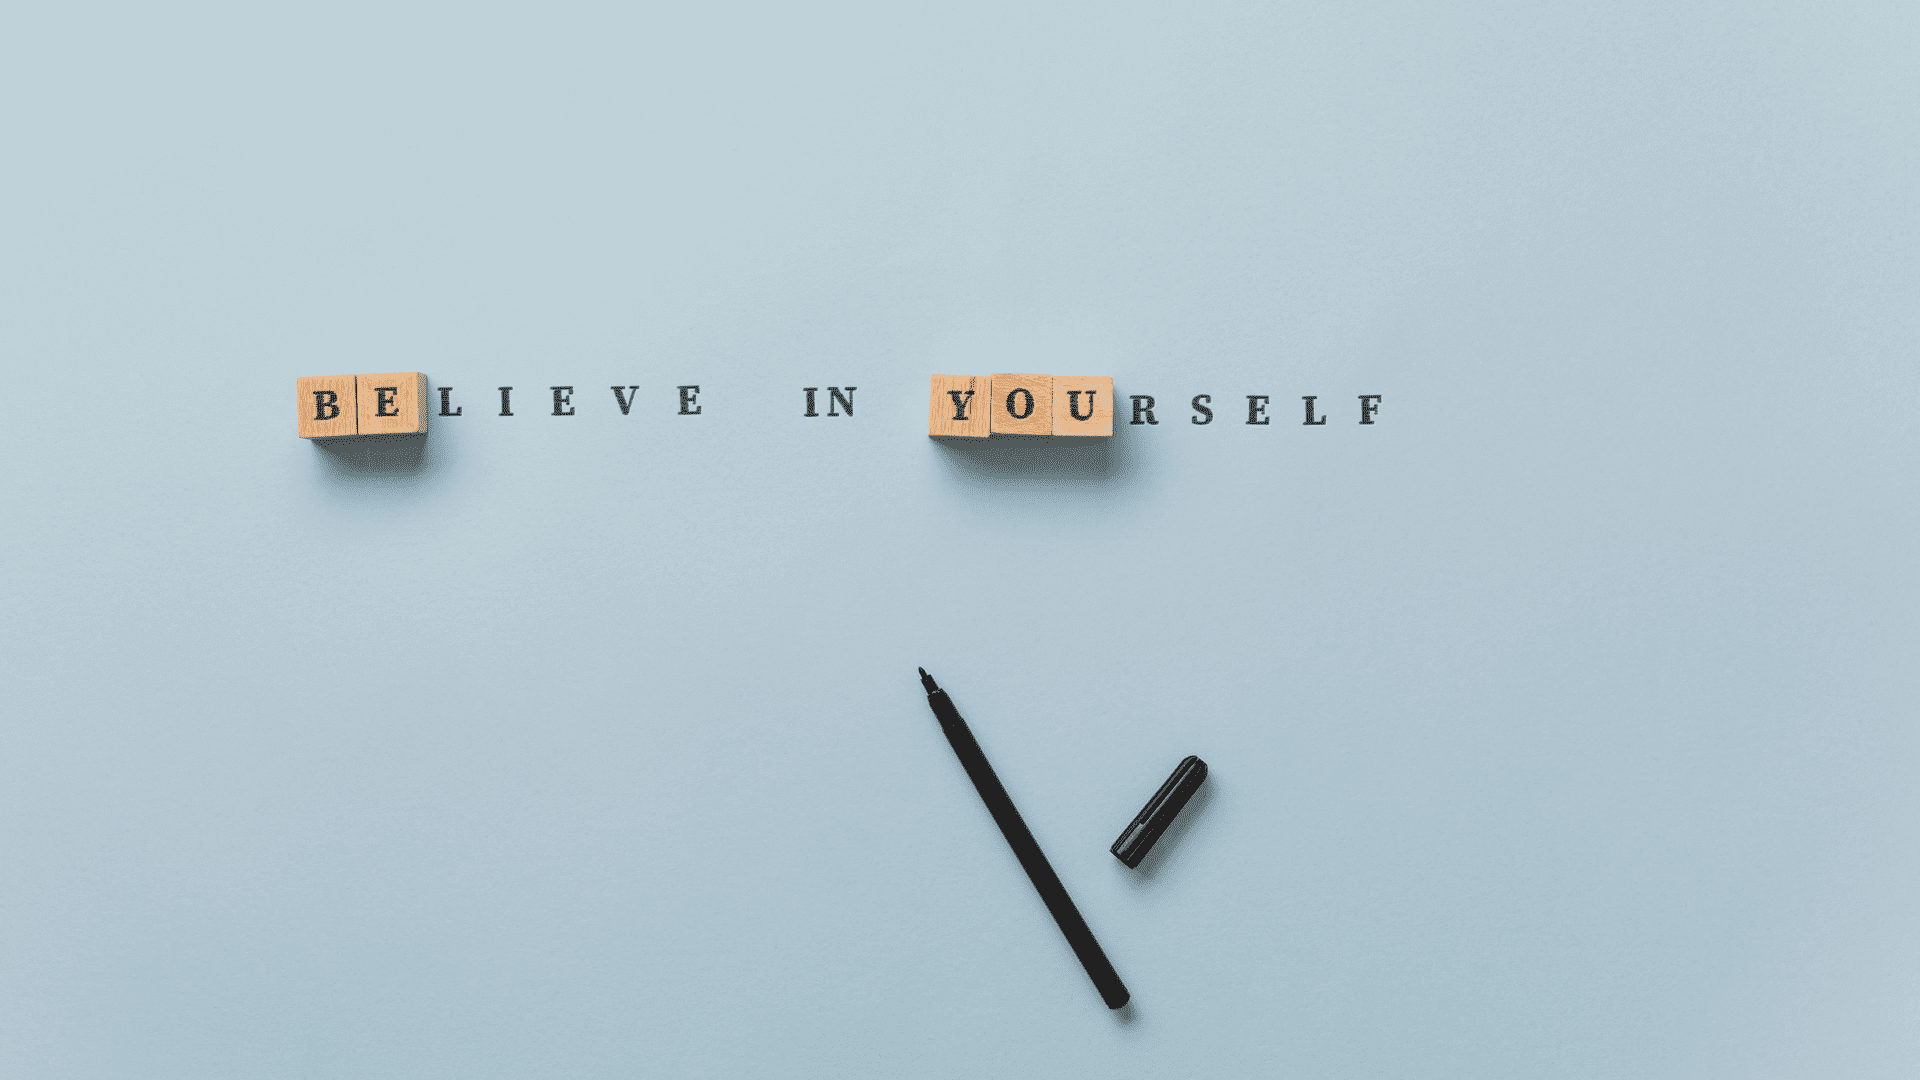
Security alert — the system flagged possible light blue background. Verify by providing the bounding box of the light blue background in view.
[3,3,1916,1077]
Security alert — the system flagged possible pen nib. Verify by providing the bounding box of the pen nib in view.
[918,667,939,693]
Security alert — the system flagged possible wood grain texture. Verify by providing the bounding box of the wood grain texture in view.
[928,375,991,438]
[989,373,1053,436]
[296,375,357,439]
[1052,376,1114,437]
[356,372,429,435]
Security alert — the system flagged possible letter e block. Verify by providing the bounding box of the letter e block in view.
[1052,376,1113,437]
[356,372,429,435]
[990,373,1052,436]
[928,375,990,438]
[297,374,357,439]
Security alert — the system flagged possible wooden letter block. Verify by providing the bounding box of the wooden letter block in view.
[356,372,429,435]
[1052,376,1114,437]
[990,373,1053,436]
[297,374,357,439]
[929,375,991,438]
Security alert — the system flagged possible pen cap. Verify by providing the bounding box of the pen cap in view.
[1110,755,1208,869]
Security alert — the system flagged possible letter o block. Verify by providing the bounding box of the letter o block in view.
[990,373,1052,436]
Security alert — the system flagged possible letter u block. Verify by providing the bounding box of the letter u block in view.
[990,373,1052,436]
[1052,376,1113,436]
[928,375,991,438]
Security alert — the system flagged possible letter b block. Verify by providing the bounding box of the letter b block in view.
[928,375,990,438]
[990,373,1053,436]
[297,375,357,439]
[1053,376,1113,436]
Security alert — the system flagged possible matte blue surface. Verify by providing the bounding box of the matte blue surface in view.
[4,3,1917,1076]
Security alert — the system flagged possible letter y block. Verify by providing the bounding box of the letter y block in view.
[928,375,990,438]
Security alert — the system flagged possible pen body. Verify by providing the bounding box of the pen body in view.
[926,688,1130,1010]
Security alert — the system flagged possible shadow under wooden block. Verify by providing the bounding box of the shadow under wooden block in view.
[931,433,1112,480]
[297,374,358,439]
[357,372,429,435]
[990,373,1052,436]
[312,432,429,476]
[1053,376,1113,437]
[928,374,990,438]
